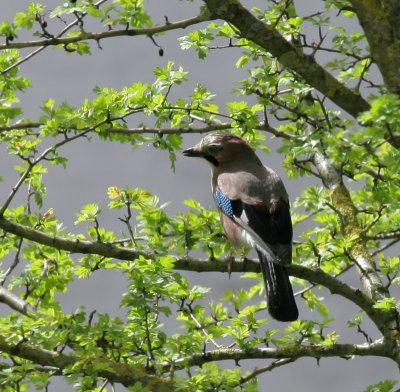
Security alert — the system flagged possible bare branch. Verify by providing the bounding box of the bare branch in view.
[0,15,211,51]
[172,339,391,368]
[349,0,400,94]
[0,116,117,215]
[0,286,35,315]
[238,358,296,386]
[103,123,231,136]
[1,120,296,141]
[0,335,174,390]
[0,214,388,331]
[366,230,400,241]
[0,162,34,216]
[0,0,109,75]
[0,127,93,215]
[0,122,42,134]
[0,214,150,261]
[203,0,370,118]
[313,152,388,302]
[372,238,400,257]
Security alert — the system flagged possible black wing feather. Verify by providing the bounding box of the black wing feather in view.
[233,199,298,322]
[242,202,292,246]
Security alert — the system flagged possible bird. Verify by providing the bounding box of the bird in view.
[183,133,298,322]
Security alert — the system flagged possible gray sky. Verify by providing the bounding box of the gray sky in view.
[1,1,398,391]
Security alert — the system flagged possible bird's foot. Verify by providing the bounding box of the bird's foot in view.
[225,253,235,279]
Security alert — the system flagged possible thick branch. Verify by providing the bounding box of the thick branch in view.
[0,122,42,134]
[103,121,292,139]
[103,123,231,136]
[0,215,149,261]
[175,340,391,368]
[0,336,173,391]
[175,257,387,330]
[0,286,35,315]
[313,152,388,302]
[350,0,400,93]
[202,0,370,118]
[0,15,210,51]
[311,152,400,340]
[0,215,386,330]
[1,121,294,140]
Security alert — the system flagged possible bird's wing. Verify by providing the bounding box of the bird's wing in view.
[240,201,292,266]
[213,186,291,265]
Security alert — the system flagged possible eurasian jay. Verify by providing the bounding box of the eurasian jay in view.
[183,133,298,322]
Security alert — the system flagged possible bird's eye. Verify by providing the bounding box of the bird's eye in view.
[207,144,222,155]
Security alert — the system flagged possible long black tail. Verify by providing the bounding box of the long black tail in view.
[257,250,298,322]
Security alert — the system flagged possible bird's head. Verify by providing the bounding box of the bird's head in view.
[183,133,258,167]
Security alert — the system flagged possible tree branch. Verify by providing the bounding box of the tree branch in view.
[0,15,211,51]
[0,286,35,315]
[103,123,231,136]
[202,0,370,118]
[238,358,296,386]
[103,121,294,139]
[0,215,149,261]
[174,339,391,368]
[350,0,400,94]
[175,257,388,331]
[313,152,388,302]
[0,127,95,215]
[0,0,109,75]
[0,116,127,215]
[0,335,173,391]
[1,120,295,140]
[311,151,400,339]
[0,122,42,134]
[0,214,387,331]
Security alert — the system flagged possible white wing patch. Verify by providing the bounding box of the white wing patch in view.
[233,216,281,265]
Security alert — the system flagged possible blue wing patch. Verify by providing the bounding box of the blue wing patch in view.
[213,187,234,217]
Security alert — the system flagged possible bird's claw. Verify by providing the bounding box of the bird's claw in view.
[226,254,235,279]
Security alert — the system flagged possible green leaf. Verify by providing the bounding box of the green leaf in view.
[75,203,102,225]
[363,380,398,392]
[373,298,398,312]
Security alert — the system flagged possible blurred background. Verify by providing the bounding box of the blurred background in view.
[1,1,398,390]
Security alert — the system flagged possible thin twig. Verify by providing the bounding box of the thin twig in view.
[0,114,119,216]
[372,238,400,256]
[99,379,110,392]
[0,237,24,286]
[185,303,228,349]
[239,358,296,386]
[1,0,106,75]
[0,15,210,53]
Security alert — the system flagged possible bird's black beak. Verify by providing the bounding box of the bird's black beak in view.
[182,147,203,157]
[183,145,219,166]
